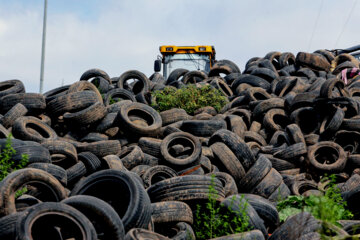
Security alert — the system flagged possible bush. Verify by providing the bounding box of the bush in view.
[194,175,251,239]
[0,135,28,181]
[151,84,228,115]
[277,175,353,224]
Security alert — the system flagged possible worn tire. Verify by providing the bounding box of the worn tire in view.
[71,169,152,232]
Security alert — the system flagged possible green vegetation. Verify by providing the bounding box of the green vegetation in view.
[194,175,251,240]
[151,84,228,115]
[0,135,29,197]
[277,175,353,224]
[277,175,353,238]
[0,135,28,181]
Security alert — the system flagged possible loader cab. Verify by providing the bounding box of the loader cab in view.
[154,45,216,79]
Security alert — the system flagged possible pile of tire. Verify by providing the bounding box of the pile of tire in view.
[1,50,360,239]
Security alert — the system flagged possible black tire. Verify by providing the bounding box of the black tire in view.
[147,175,225,203]
[138,137,162,158]
[151,201,193,225]
[125,228,169,240]
[210,142,246,183]
[251,67,278,83]
[250,168,283,198]
[166,68,189,85]
[209,230,265,240]
[117,70,151,94]
[62,195,125,240]
[142,165,178,188]
[16,202,97,240]
[47,90,99,116]
[12,116,57,142]
[225,114,247,138]
[117,102,162,137]
[295,52,330,71]
[0,124,10,138]
[208,172,238,197]
[43,85,70,103]
[102,154,128,171]
[263,108,290,132]
[209,129,256,171]
[80,68,111,83]
[149,72,166,85]
[160,132,202,170]
[67,81,103,103]
[81,132,109,142]
[119,145,145,169]
[181,70,208,84]
[91,76,111,94]
[285,123,305,145]
[77,140,121,157]
[0,93,46,114]
[221,194,267,237]
[27,163,67,186]
[0,168,67,216]
[273,143,307,164]
[63,101,107,126]
[320,78,349,98]
[41,139,78,169]
[95,112,118,133]
[1,103,28,128]
[268,182,291,203]
[0,79,25,98]
[171,222,196,240]
[243,194,280,232]
[66,162,87,185]
[160,108,190,126]
[0,212,24,239]
[269,212,320,240]
[319,107,344,139]
[279,52,296,68]
[12,142,51,164]
[71,169,152,232]
[209,77,233,97]
[237,154,272,192]
[231,74,271,92]
[181,120,227,137]
[307,141,347,173]
[104,88,136,106]
[253,98,285,121]
[78,151,102,174]
[290,107,321,135]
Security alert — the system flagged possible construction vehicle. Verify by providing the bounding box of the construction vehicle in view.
[154,45,216,79]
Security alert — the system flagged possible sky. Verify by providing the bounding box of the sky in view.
[0,0,359,93]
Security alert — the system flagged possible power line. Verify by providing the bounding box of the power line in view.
[334,0,358,48]
[307,0,324,51]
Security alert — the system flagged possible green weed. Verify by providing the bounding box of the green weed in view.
[0,135,28,181]
[0,135,29,197]
[277,175,352,224]
[151,84,228,115]
[194,175,251,239]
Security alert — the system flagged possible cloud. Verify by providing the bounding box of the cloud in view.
[0,0,359,93]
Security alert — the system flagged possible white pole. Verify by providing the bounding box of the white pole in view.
[39,0,47,93]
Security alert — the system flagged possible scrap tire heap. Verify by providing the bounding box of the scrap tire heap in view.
[1,51,360,239]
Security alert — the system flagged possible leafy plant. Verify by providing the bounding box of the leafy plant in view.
[0,135,29,198]
[277,174,353,225]
[0,135,28,181]
[194,175,251,239]
[151,84,228,115]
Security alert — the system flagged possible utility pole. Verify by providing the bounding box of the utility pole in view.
[39,0,47,93]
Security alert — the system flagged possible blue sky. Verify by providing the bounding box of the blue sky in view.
[0,0,359,92]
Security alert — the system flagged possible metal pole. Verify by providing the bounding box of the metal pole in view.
[39,0,47,93]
